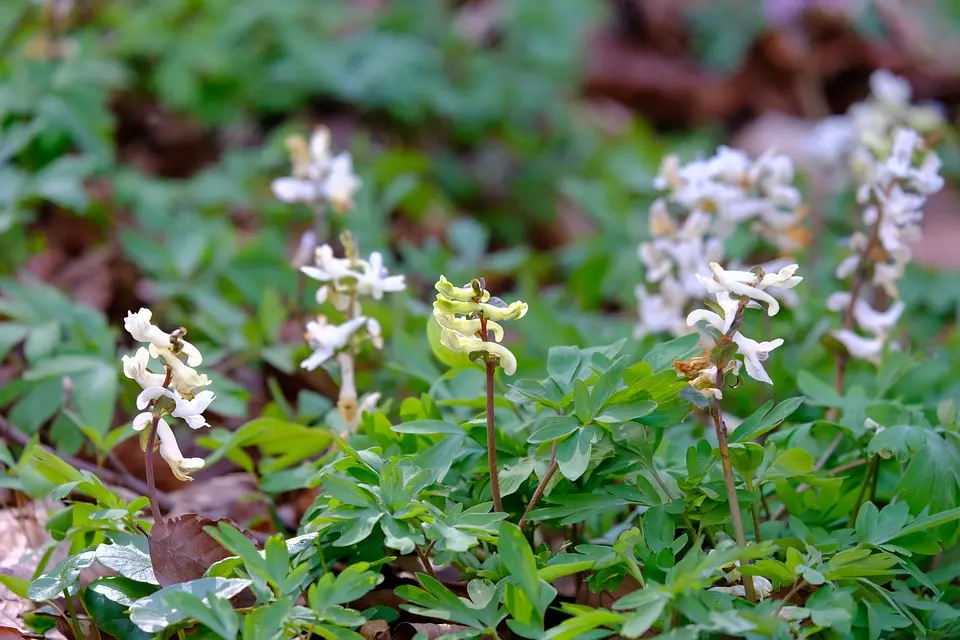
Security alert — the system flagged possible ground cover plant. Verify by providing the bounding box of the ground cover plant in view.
[3,1,960,639]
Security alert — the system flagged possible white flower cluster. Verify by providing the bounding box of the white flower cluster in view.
[636,148,806,340]
[299,243,406,371]
[828,128,943,365]
[272,126,361,212]
[121,309,213,481]
[807,70,945,171]
[682,263,802,399]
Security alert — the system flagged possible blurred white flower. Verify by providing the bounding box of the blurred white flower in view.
[272,127,361,212]
[301,316,368,371]
[322,153,362,213]
[832,329,887,365]
[354,252,406,299]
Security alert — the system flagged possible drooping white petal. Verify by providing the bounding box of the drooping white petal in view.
[272,177,321,203]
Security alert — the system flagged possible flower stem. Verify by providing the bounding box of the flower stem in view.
[479,313,503,512]
[711,368,757,603]
[145,367,173,524]
[519,443,557,529]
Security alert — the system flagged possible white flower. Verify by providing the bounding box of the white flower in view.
[156,421,205,482]
[301,244,357,284]
[322,153,361,213]
[301,316,368,371]
[366,318,383,349]
[697,263,801,316]
[685,292,741,335]
[122,348,167,390]
[153,349,212,398]
[136,387,216,430]
[732,334,784,385]
[124,308,202,366]
[355,252,406,299]
[832,329,886,365]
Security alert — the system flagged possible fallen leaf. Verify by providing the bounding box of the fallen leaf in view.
[147,513,257,587]
[359,619,391,639]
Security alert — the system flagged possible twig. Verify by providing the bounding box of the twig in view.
[519,443,558,529]
[479,312,503,512]
[0,414,174,511]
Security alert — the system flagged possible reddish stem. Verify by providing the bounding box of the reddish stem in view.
[479,313,503,512]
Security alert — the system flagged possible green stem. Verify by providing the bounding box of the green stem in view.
[746,478,762,543]
[848,457,878,527]
[63,589,84,640]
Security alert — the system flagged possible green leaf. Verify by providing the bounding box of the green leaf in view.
[528,416,580,444]
[619,591,669,637]
[498,522,540,603]
[83,577,155,640]
[896,434,959,514]
[498,459,536,497]
[320,475,378,509]
[573,380,594,424]
[264,535,290,591]
[164,590,240,640]
[27,551,96,601]
[726,443,765,481]
[797,370,841,406]
[594,400,658,425]
[556,426,601,481]
[762,448,815,481]
[643,333,700,372]
[732,397,804,442]
[547,346,582,390]
[95,543,159,585]
[391,419,465,436]
[128,577,251,633]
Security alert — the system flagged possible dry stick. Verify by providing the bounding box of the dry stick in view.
[519,442,558,529]
[770,207,886,521]
[479,312,503,512]
[712,368,758,603]
[144,367,173,524]
[0,414,174,511]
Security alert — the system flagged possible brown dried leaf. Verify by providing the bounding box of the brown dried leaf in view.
[359,620,391,640]
[147,513,257,587]
[394,623,471,640]
[0,626,26,639]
